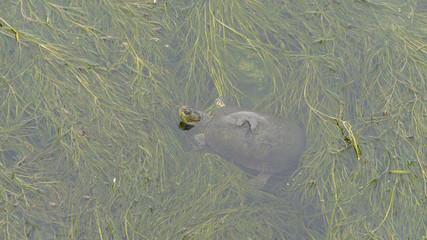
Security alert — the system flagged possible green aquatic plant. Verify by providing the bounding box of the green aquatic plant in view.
[1,0,426,239]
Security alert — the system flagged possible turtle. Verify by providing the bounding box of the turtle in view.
[179,98,306,186]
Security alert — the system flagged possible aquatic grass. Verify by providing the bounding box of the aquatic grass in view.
[169,0,426,238]
[285,1,427,238]
[1,0,426,239]
[1,0,176,239]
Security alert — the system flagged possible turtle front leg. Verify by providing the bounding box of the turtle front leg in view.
[194,133,206,150]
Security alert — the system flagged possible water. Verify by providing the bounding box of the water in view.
[1,0,426,239]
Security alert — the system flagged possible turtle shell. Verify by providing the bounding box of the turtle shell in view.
[203,105,306,176]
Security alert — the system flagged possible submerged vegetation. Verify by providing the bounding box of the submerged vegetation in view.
[1,0,426,239]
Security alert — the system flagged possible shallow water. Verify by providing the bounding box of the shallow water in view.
[1,0,426,239]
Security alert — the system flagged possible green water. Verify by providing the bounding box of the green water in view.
[0,0,426,239]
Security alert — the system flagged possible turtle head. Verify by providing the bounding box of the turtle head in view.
[179,106,208,126]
